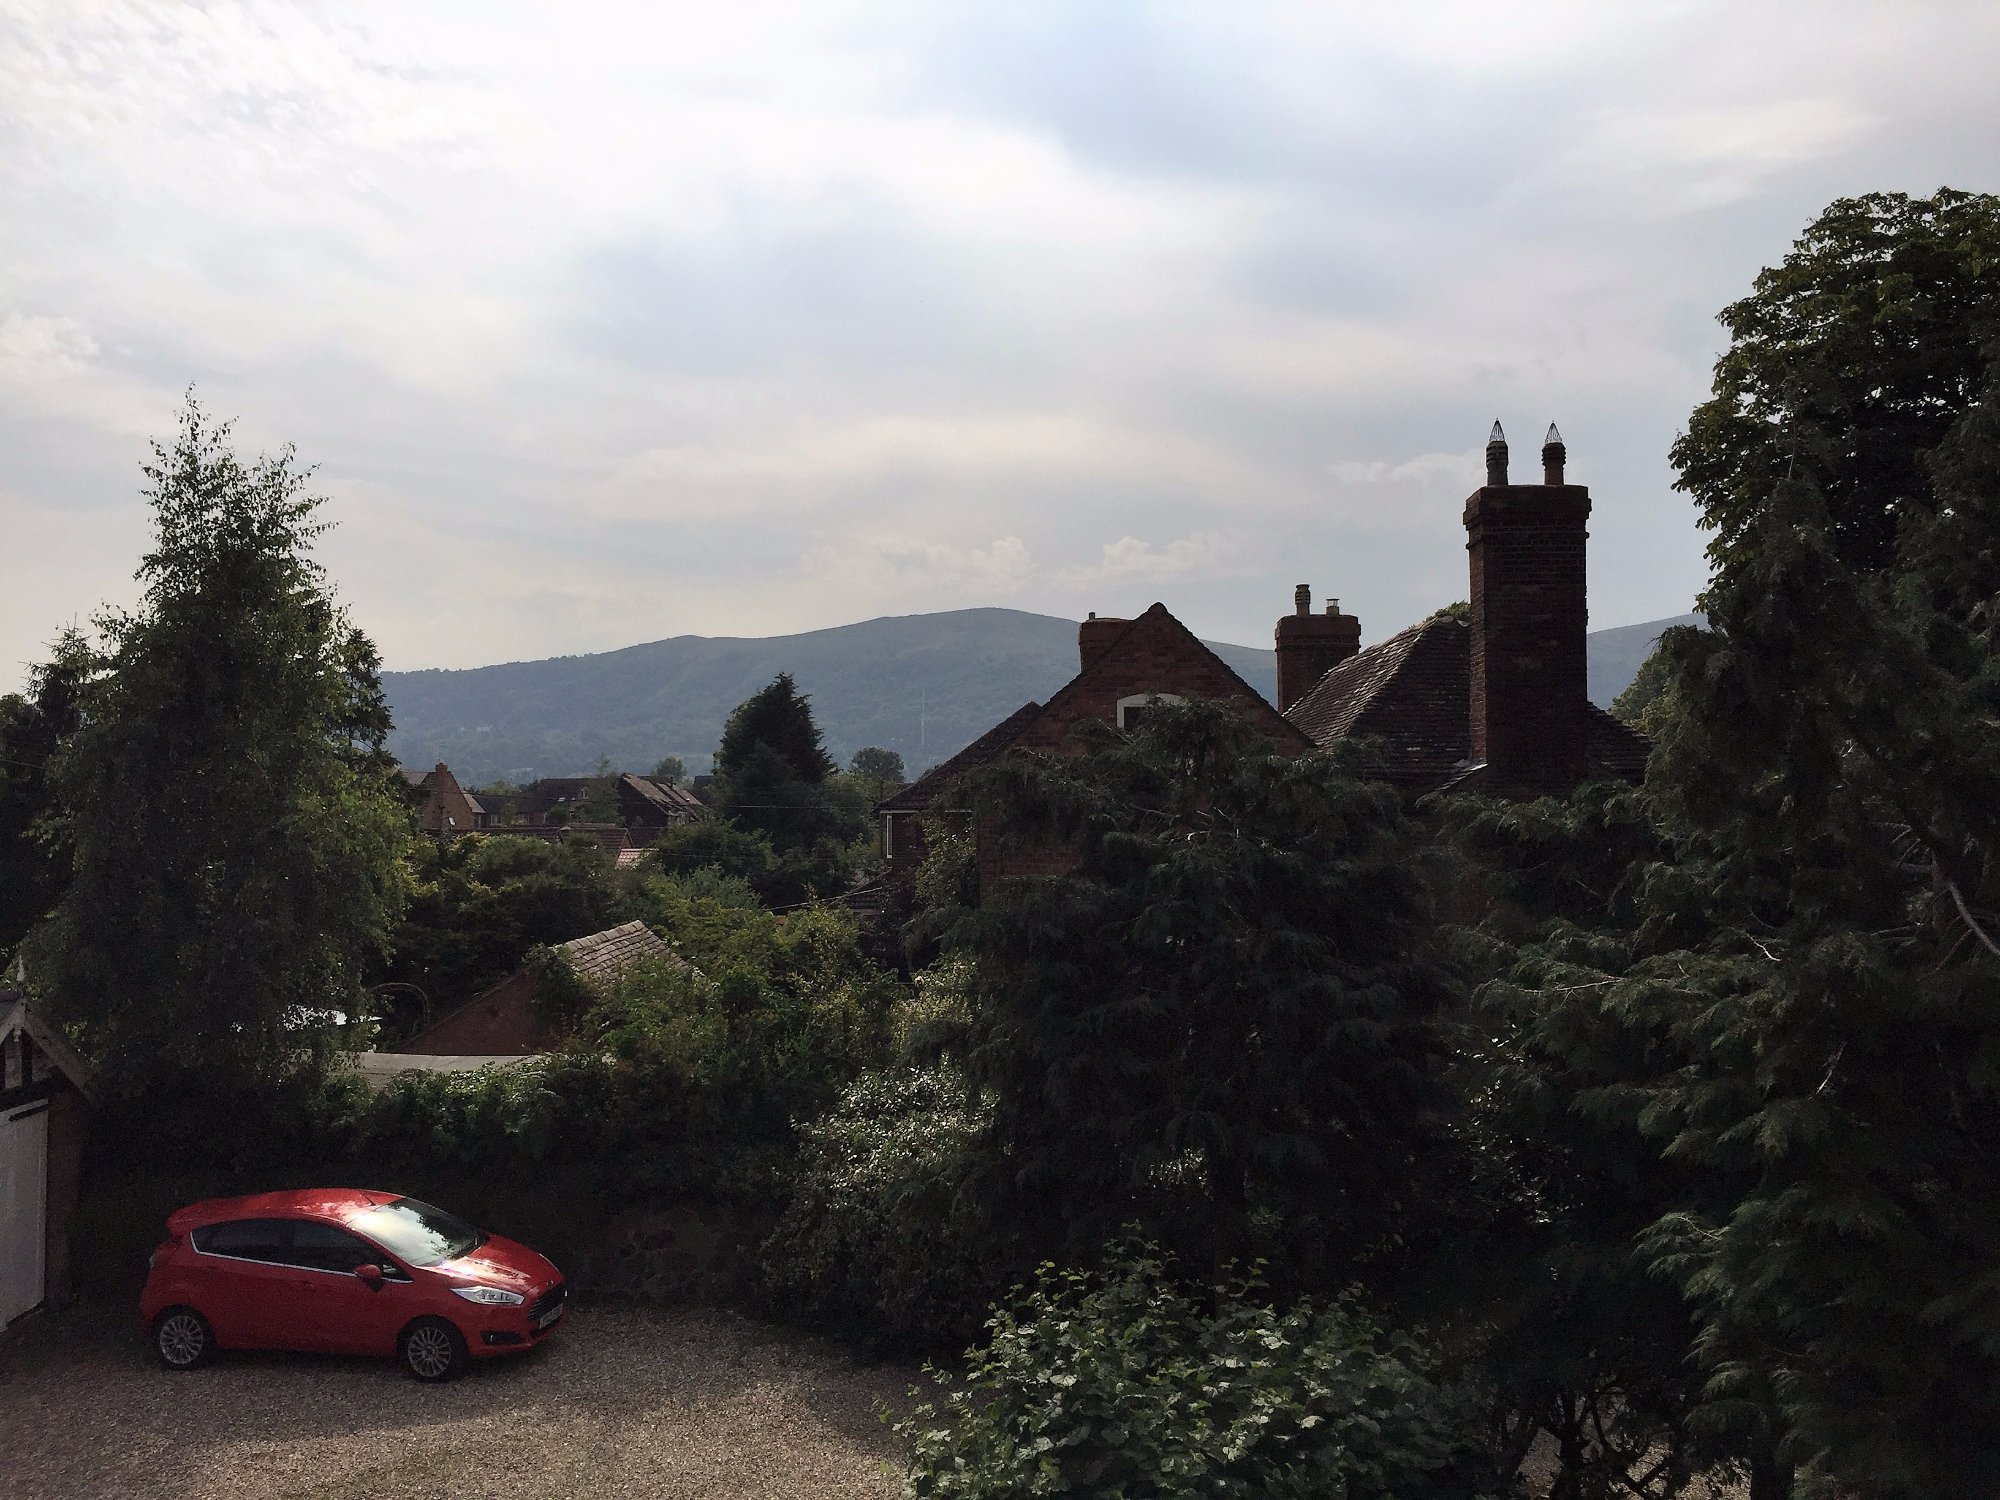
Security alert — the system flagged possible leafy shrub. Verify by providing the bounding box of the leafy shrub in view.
[761,1065,1007,1350]
[897,1244,1501,1500]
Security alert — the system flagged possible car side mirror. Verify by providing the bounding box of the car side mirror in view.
[355,1263,386,1291]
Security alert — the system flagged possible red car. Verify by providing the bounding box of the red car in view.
[139,1189,566,1381]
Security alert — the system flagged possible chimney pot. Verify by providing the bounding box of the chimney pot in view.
[1485,420,1509,486]
[1326,598,1340,614]
[1294,583,1310,616]
[1541,422,1566,486]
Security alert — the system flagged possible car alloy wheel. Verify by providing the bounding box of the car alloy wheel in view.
[400,1318,466,1382]
[155,1309,211,1370]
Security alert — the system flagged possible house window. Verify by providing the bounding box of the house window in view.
[1116,693,1183,731]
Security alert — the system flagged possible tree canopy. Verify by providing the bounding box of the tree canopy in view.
[27,398,410,1096]
[1477,188,2000,1498]
[941,698,1457,1284]
[1672,188,2000,575]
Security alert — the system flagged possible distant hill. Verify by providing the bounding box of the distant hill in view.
[1585,613,1705,709]
[382,607,1697,786]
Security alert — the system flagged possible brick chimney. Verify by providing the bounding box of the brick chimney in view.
[1274,584,1361,711]
[1079,612,1129,671]
[1464,422,1591,794]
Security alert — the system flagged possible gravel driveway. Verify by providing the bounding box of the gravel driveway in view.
[0,1303,917,1499]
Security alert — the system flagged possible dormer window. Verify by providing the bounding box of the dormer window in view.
[1116,692,1183,731]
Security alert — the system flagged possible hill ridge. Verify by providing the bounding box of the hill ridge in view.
[382,606,1698,786]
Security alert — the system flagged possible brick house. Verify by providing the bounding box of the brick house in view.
[880,425,1645,891]
[1280,424,1648,793]
[400,762,492,836]
[877,603,1310,885]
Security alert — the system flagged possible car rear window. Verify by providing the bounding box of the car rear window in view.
[190,1218,291,1264]
[348,1198,485,1267]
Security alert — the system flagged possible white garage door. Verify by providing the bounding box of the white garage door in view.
[0,1104,48,1324]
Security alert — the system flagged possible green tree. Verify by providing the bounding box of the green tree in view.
[942,698,1456,1285]
[1489,190,2000,1498]
[648,754,687,785]
[1672,188,2000,576]
[711,674,866,884]
[27,398,410,1098]
[848,746,904,783]
[1607,641,1678,739]
[0,638,88,961]
[376,832,620,1030]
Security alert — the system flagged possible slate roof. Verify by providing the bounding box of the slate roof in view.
[877,700,1045,815]
[1284,614,1650,792]
[557,919,680,988]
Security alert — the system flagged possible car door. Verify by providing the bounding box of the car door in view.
[285,1218,414,1356]
[187,1218,306,1349]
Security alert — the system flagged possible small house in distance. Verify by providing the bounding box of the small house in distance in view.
[394,920,682,1058]
[400,762,492,835]
[1,991,94,1328]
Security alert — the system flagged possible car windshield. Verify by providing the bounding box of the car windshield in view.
[349,1197,485,1267]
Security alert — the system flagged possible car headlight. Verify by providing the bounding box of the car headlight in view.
[450,1284,525,1306]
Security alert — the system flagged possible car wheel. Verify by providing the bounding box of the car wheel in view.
[399,1317,468,1382]
[153,1307,213,1370]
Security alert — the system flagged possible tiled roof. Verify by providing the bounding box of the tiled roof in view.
[878,700,1045,814]
[1585,705,1652,782]
[620,773,705,817]
[1285,616,1475,790]
[1284,614,1650,792]
[557,920,681,988]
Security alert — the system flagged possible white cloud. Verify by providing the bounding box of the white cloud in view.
[3,0,1994,684]
[1058,532,1237,589]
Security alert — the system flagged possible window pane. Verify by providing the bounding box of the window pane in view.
[192,1218,291,1264]
[286,1219,375,1274]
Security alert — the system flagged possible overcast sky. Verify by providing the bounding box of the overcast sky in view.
[3,2,1996,688]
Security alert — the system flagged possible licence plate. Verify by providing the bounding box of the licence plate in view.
[534,1304,563,1330]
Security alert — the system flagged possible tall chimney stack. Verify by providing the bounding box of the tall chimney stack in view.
[1465,421,1591,794]
[1275,585,1361,712]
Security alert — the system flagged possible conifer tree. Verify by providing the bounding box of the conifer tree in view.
[711,673,862,862]
[942,699,1457,1285]
[27,398,410,1099]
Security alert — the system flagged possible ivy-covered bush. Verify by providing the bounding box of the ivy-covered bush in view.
[897,1244,1502,1500]
[760,1064,1007,1350]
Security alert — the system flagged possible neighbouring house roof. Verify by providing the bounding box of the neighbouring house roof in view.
[1015,604,1311,759]
[0,990,96,1102]
[556,920,678,988]
[877,700,1045,815]
[1284,613,1650,792]
[618,773,705,819]
[877,602,1311,820]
